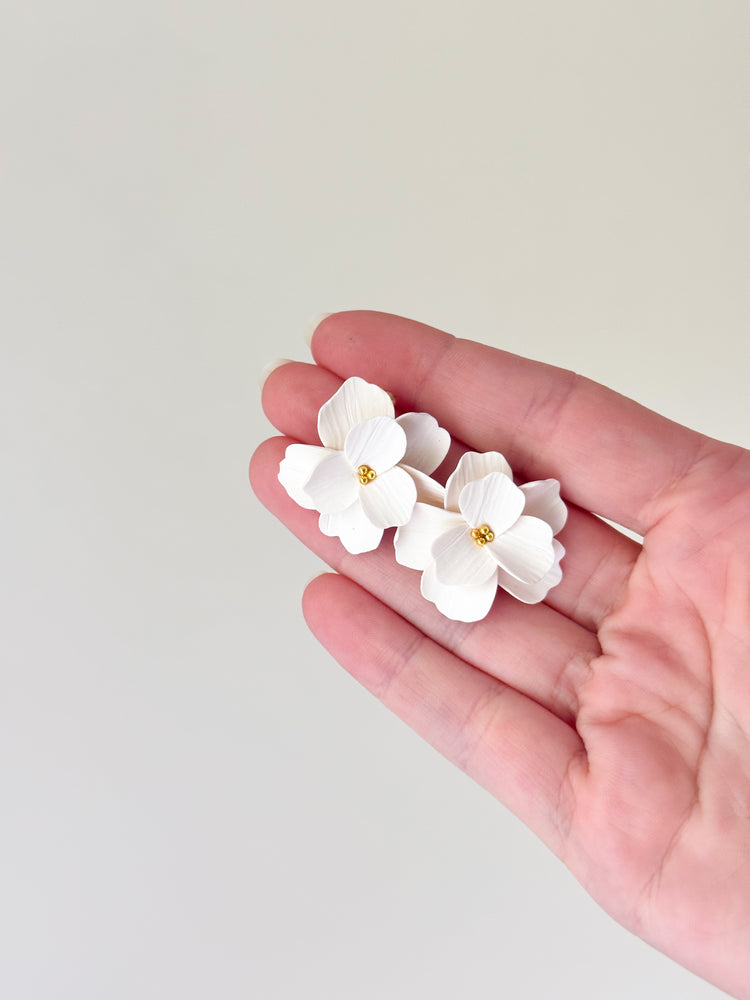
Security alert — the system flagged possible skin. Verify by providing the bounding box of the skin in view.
[250,311,750,998]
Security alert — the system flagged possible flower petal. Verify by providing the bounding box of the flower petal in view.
[394,504,463,570]
[488,515,555,584]
[317,377,395,449]
[496,540,565,603]
[421,561,498,622]
[458,472,525,535]
[432,523,498,587]
[358,466,417,528]
[278,444,335,509]
[319,502,384,554]
[396,412,451,475]
[520,479,568,535]
[304,452,359,514]
[445,451,513,511]
[344,416,407,473]
[401,465,446,506]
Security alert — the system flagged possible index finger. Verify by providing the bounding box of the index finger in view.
[309,311,710,534]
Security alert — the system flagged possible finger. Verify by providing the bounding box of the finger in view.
[251,435,599,723]
[261,361,340,444]
[303,572,585,856]
[308,311,710,535]
[260,361,640,630]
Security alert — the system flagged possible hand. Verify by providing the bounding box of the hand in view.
[250,311,750,999]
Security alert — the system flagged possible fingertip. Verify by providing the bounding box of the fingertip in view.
[306,309,402,357]
[302,570,336,603]
[260,359,341,441]
[259,359,301,415]
[301,572,341,630]
[259,357,293,392]
[248,435,288,498]
[305,312,335,349]
[306,311,455,393]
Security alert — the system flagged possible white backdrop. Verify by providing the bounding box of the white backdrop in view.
[1,1,747,997]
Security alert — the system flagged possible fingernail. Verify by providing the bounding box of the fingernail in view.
[259,358,293,391]
[303,570,329,590]
[301,571,332,602]
[305,312,333,348]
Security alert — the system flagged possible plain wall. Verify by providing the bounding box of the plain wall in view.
[1,2,747,997]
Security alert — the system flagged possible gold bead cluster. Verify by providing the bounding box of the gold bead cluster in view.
[471,524,495,546]
[358,464,377,485]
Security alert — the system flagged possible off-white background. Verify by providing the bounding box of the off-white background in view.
[1,1,747,998]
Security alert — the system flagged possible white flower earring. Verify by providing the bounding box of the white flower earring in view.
[278,377,449,554]
[278,377,566,620]
[394,451,566,622]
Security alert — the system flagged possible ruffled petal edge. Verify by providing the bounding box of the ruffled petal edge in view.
[394,504,463,571]
[496,539,565,603]
[421,561,498,622]
[317,377,395,450]
[445,451,513,512]
[520,479,567,535]
[278,443,336,510]
[396,412,451,475]
[319,501,384,554]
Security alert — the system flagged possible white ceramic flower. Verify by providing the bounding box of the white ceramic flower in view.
[279,377,450,554]
[394,451,567,622]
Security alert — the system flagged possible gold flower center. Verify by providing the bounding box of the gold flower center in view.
[470,524,495,546]
[358,464,377,485]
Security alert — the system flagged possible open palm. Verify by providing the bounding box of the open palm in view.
[251,312,750,998]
